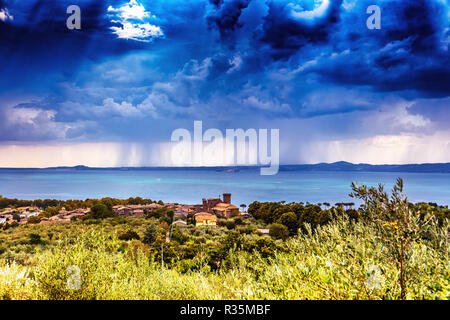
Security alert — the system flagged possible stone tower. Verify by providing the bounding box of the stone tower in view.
[223,193,231,204]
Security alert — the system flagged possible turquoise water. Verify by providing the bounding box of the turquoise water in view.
[0,169,449,206]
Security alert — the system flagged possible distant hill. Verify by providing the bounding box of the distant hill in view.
[277,162,450,173]
[45,165,91,170]
[1,162,450,173]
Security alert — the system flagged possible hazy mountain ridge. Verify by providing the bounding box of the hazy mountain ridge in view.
[1,162,450,173]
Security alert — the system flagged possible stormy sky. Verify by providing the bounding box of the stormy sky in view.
[0,0,449,167]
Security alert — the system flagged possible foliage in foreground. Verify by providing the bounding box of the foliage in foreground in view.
[0,179,448,300]
[0,215,447,300]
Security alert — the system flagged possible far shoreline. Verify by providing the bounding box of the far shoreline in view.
[1,161,450,173]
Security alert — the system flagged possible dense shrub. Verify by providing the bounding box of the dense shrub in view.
[142,225,158,245]
[118,230,140,241]
[233,217,244,225]
[244,236,278,258]
[2,221,19,230]
[27,216,41,224]
[147,208,174,226]
[269,223,289,240]
[42,207,61,218]
[28,233,42,245]
[90,204,115,219]
[236,225,256,235]
[170,225,187,244]
[225,220,236,230]
[277,212,298,235]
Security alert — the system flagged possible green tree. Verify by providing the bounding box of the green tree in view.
[277,212,298,235]
[186,213,196,225]
[147,208,174,224]
[170,225,187,244]
[101,199,113,211]
[233,217,244,225]
[246,237,277,258]
[42,206,61,218]
[143,225,158,245]
[27,216,41,224]
[269,223,289,240]
[226,220,236,230]
[350,178,441,300]
[118,230,140,241]
[247,201,261,218]
[90,203,114,219]
[29,233,42,245]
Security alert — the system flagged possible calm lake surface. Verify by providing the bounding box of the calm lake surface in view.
[0,169,449,206]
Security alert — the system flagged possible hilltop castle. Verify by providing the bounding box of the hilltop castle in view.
[201,193,239,218]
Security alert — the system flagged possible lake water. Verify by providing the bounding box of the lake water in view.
[0,169,449,206]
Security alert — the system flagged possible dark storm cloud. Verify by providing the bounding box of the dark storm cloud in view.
[298,0,450,97]
[206,0,344,59]
[0,0,449,146]
[383,0,444,53]
[203,0,450,96]
[260,0,343,60]
[0,0,155,93]
[207,0,252,39]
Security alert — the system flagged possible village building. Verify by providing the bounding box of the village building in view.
[65,208,90,220]
[17,206,39,212]
[41,215,71,224]
[17,206,41,217]
[113,203,163,217]
[19,211,40,219]
[1,214,13,224]
[194,212,217,227]
[202,197,222,212]
[164,203,177,210]
[113,206,132,216]
[40,208,90,224]
[201,193,240,218]
[143,203,164,211]
[0,208,14,215]
[174,205,195,216]
[173,219,187,226]
[191,204,204,213]
[0,213,22,225]
[133,209,145,217]
[174,209,188,216]
[211,203,240,218]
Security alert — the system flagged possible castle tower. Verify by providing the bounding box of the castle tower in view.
[223,193,231,204]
